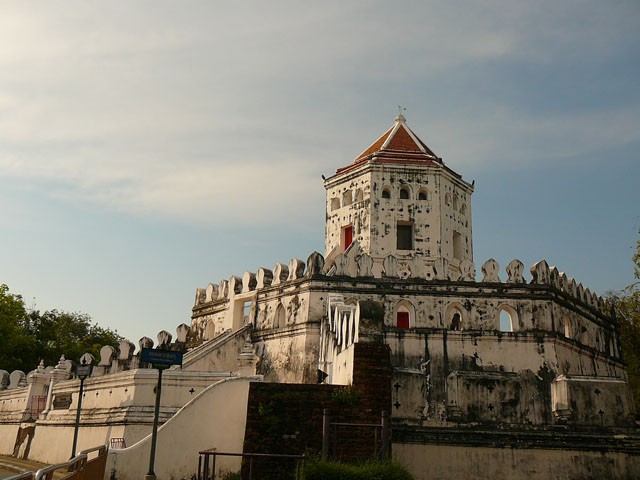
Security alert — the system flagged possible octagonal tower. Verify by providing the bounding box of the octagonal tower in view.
[324,114,474,275]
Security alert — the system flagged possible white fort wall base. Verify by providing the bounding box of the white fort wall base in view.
[25,369,240,465]
[106,376,258,480]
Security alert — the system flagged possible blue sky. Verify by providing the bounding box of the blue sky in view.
[1,1,639,350]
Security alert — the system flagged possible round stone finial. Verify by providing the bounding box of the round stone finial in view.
[395,114,406,123]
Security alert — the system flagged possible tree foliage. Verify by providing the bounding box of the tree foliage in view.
[0,284,32,372]
[0,284,122,374]
[613,235,640,414]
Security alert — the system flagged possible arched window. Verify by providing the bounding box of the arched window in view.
[450,312,462,331]
[355,189,364,203]
[445,304,464,331]
[382,187,391,199]
[400,186,410,199]
[342,190,352,207]
[498,306,517,332]
[499,310,512,332]
[395,301,414,329]
[275,304,286,329]
[563,317,571,338]
[460,203,467,215]
[453,195,459,210]
[418,189,429,201]
[331,197,340,211]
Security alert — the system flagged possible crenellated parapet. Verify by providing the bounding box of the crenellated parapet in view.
[190,247,618,384]
[97,323,192,375]
[193,248,608,318]
[193,251,330,310]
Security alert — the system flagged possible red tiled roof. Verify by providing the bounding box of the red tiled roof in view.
[353,114,438,162]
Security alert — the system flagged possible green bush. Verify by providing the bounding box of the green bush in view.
[219,472,241,480]
[301,459,415,480]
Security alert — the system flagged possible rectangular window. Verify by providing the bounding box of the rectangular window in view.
[342,225,353,251]
[397,312,409,329]
[453,231,463,260]
[397,223,413,250]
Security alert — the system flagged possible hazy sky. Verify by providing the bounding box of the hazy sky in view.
[1,1,639,352]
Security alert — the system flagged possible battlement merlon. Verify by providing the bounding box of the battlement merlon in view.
[192,251,610,319]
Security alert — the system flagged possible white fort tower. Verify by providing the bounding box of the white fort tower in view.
[324,114,473,277]
[0,114,636,480]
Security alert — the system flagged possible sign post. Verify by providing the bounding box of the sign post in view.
[141,348,183,480]
[71,359,93,458]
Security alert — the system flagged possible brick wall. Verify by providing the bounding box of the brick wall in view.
[241,342,392,478]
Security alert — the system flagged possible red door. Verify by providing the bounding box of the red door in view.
[397,312,409,329]
[344,225,353,251]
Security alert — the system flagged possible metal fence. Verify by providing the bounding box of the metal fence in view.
[80,445,108,480]
[322,409,391,460]
[5,445,108,480]
[4,473,35,480]
[198,450,305,480]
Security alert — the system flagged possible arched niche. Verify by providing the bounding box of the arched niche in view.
[395,300,415,329]
[206,320,216,340]
[445,192,452,206]
[275,303,286,329]
[445,303,465,331]
[563,316,572,339]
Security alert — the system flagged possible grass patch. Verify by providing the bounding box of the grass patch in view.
[302,459,415,480]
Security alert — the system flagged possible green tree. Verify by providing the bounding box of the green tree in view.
[0,284,122,373]
[21,309,123,369]
[0,284,34,373]
[613,235,640,413]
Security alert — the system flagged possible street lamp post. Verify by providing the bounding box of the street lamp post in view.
[71,358,92,458]
[146,366,164,480]
[141,347,183,480]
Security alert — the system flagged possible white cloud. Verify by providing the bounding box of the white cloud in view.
[0,1,637,226]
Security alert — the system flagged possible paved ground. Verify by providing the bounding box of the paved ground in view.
[0,456,50,479]
[0,467,18,480]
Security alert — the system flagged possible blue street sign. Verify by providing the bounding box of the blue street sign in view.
[141,348,183,368]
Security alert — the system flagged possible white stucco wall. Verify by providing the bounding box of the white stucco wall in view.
[26,369,237,464]
[0,424,20,455]
[324,163,473,275]
[106,376,258,480]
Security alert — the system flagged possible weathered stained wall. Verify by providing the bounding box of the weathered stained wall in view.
[191,248,631,430]
[324,162,473,276]
[242,342,391,478]
[325,169,373,256]
[393,430,640,480]
[182,326,250,372]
